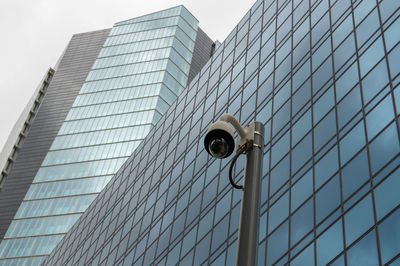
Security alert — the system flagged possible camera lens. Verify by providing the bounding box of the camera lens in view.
[209,137,229,158]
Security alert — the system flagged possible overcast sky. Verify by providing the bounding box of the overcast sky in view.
[0,0,255,151]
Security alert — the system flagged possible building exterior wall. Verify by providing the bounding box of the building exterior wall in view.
[187,27,215,85]
[43,0,400,265]
[0,67,54,191]
[0,6,214,265]
[0,29,110,245]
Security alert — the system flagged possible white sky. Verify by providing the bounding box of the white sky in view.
[0,0,255,152]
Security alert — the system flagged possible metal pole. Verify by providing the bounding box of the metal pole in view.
[236,122,264,266]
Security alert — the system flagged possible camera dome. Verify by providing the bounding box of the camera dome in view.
[204,121,235,158]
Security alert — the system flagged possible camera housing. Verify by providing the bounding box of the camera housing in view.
[204,121,235,158]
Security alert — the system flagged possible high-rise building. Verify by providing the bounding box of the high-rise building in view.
[0,6,214,265]
[37,0,400,265]
[2,0,400,265]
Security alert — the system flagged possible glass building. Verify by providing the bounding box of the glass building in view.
[39,0,400,265]
[2,0,400,265]
[0,6,214,265]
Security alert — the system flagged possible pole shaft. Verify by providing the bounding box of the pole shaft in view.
[236,122,264,266]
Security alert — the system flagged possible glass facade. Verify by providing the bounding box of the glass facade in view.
[43,0,400,265]
[0,6,203,265]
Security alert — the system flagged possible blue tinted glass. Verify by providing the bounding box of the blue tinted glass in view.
[292,79,311,115]
[315,146,338,188]
[277,1,290,25]
[337,86,361,129]
[244,75,257,101]
[335,62,359,101]
[344,194,374,245]
[312,38,331,71]
[374,167,400,220]
[294,0,308,25]
[334,34,355,71]
[225,241,237,266]
[270,155,290,195]
[257,101,272,124]
[276,38,291,67]
[247,36,260,63]
[359,37,384,76]
[277,16,291,44]
[261,34,274,63]
[267,221,288,265]
[369,122,400,174]
[356,8,379,46]
[258,68,273,101]
[257,241,265,266]
[366,94,395,140]
[388,44,400,78]
[311,13,329,47]
[353,0,376,25]
[379,0,400,22]
[245,53,260,81]
[316,175,340,223]
[314,109,336,151]
[271,131,290,166]
[395,86,400,113]
[214,192,231,223]
[211,215,229,250]
[291,198,313,245]
[243,94,257,122]
[293,17,308,46]
[362,59,388,104]
[210,251,226,266]
[313,86,334,124]
[332,14,352,48]
[291,133,312,173]
[193,233,210,265]
[316,219,343,265]
[313,58,332,94]
[312,0,328,25]
[290,243,314,266]
[347,230,379,266]
[329,254,345,266]
[291,170,313,211]
[293,60,310,91]
[198,209,214,240]
[275,56,291,85]
[180,250,193,266]
[166,242,181,266]
[341,150,369,200]
[331,0,351,25]
[384,16,400,51]
[378,209,400,264]
[259,212,267,241]
[293,34,310,67]
[273,81,290,111]
[268,192,289,232]
[340,120,365,164]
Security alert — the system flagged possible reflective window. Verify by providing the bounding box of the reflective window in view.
[347,230,379,266]
[374,167,400,220]
[316,220,343,265]
[378,210,400,264]
[369,122,399,174]
[366,94,395,140]
[344,194,374,245]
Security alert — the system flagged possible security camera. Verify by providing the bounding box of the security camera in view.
[204,114,262,192]
[204,120,235,158]
[204,114,256,159]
